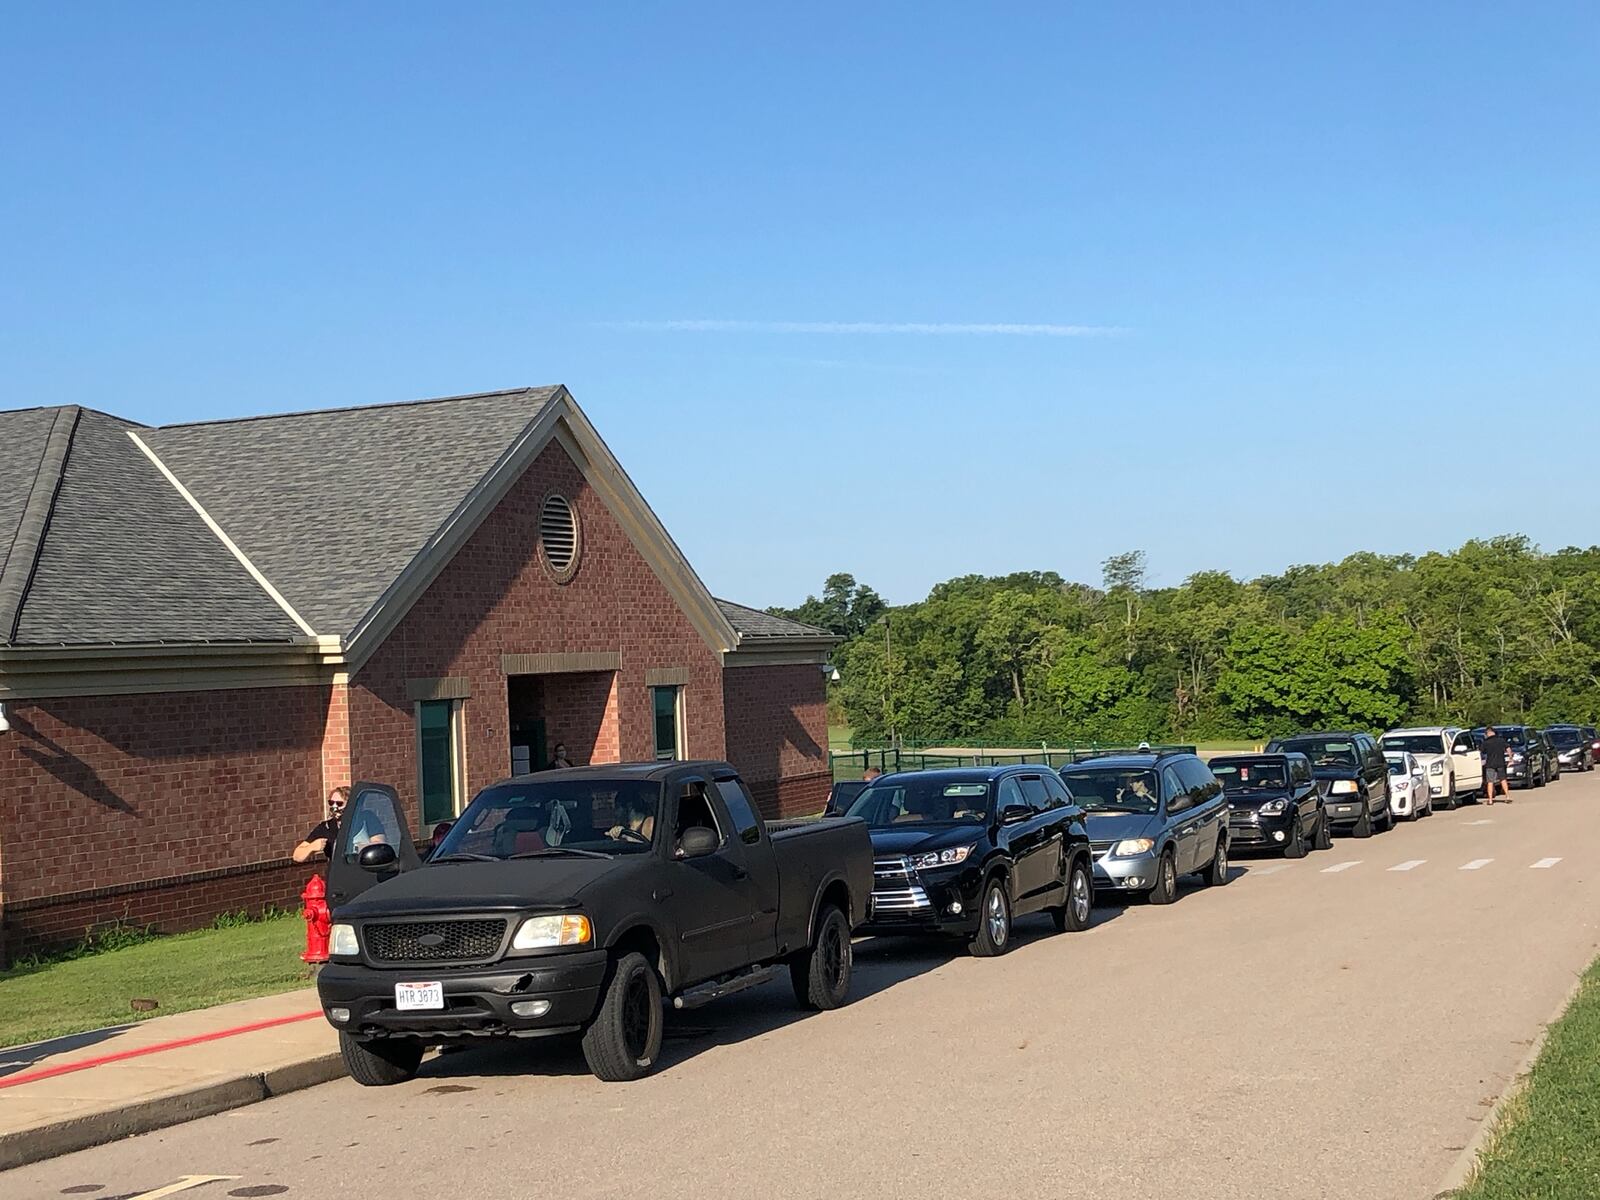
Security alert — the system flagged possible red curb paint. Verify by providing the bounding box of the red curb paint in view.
[0,1010,322,1091]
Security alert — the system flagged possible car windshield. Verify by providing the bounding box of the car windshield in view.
[1480,728,1526,745]
[1385,757,1409,776]
[1548,729,1582,747]
[847,778,991,827]
[1209,761,1287,791]
[1059,768,1160,813]
[431,779,663,860]
[1381,735,1444,754]
[1275,738,1358,767]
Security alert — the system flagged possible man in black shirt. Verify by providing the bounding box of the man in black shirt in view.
[293,786,349,865]
[1480,728,1511,805]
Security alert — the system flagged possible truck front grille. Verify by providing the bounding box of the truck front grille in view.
[366,919,507,963]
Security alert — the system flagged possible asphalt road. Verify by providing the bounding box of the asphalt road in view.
[9,776,1599,1200]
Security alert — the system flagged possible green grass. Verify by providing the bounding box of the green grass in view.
[0,914,312,1048]
[828,723,854,751]
[1455,957,1600,1198]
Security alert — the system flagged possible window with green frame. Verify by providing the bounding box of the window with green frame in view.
[652,686,682,761]
[418,699,461,824]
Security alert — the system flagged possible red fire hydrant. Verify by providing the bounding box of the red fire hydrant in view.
[301,874,330,964]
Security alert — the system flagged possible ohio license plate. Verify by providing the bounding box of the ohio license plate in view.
[394,981,444,1011]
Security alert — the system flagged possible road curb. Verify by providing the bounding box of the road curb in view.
[0,1053,343,1173]
[1434,971,1586,1198]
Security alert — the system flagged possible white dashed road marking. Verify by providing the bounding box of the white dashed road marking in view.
[1322,861,1361,873]
[1389,860,1426,871]
[128,1178,240,1200]
[1531,857,1563,869]
[1465,819,1493,825]
[1251,864,1292,877]
[1461,859,1494,870]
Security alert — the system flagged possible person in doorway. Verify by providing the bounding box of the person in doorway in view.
[1481,727,1511,805]
[550,742,575,769]
[293,786,349,865]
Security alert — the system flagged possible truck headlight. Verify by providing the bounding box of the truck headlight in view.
[330,923,359,957]
[1258,798,1289,816]
[512,913,593,950]
[1429,761,1444,774]
[1113,838,1155,857]
[910,845,975,869]
[1329,780,1358,794]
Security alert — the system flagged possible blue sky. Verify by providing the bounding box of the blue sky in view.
[3,4,1597,607]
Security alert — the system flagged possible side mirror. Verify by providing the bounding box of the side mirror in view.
[358,843,398,871]
[676,827,720,859]
[1000,804,1033,825]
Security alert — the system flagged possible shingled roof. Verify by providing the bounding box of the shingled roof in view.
[0,388,834,658]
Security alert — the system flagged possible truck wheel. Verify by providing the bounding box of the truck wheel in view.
[790,905,852,1010]
[1147,850,1179,905]
[1051,857,1094,932]
[339,1033,423,1087]
[1201,837,1231,885]
[581,951,663,1082]
[969,877,1012,956]
[1352,805,1373,838]
[1439,782,1457,811]
[1314,809,1333,850]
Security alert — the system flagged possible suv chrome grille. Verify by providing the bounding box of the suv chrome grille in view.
[870,855,931,916]
[365,919,507,963]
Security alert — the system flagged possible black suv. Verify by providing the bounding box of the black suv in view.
[1473,725,1555,788]
[848,766,1094,956]
[1208,752,1331,857]
[1264,732,1392,836]
[1058,750,1231,905]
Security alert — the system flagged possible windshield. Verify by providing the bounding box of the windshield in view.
[1209,761,1287,791]
[1548,728,1582,747]
[1381,735,1444,754]
[847,778,991,827]
[432,779,662,860]
[1059,768,1160,814]
[1274,737,1358,767]
[1478,728,1526,745]
[1385,757,1410,776]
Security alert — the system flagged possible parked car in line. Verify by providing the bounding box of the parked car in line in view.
[1378,726,1483,808]
[1265,731,1393,837]
[1536,727,1562,783]
[1543,725,1594,773]
[846,766,1095,955]
[1208,752,1330,857]
[1058,750,1231,904]
[1472,725,1553,789]
[319,763,874,1083]
[1384,751,1433,820]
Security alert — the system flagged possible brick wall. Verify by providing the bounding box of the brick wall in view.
[723,664,831,818]
[0,687,329,957]
[350,439,726,824]
[540,672,621,765]
[320,681,350,799]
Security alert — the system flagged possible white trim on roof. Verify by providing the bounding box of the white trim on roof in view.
[126,430,320,639]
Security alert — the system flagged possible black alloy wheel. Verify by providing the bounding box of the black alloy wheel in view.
[791,905,852,1010]
[1313,809,1334,850]
[580,951,664,1082]
[1283,812,1307,859]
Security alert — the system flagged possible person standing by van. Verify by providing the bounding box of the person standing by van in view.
[1481,727,1511,805]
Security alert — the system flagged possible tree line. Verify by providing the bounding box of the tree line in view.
[770,537,1600,746]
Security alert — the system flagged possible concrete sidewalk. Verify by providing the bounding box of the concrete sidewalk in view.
[0,987,337,1171]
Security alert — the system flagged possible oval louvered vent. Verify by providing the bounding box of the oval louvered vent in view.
[539,493,580,580]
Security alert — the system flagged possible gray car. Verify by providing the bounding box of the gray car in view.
[1059,752,1232,905]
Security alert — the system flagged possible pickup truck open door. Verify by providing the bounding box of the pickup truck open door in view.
[326,782,422,909]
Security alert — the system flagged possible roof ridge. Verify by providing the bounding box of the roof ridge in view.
[0,403,144,427]
[152,386,560,432]
[0,406,82,644]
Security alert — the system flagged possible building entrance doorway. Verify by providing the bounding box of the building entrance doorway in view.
[506,670,619,774]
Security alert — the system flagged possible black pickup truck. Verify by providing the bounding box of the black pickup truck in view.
[317,762,872,1083]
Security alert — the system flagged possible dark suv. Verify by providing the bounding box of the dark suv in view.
[848,766,1094,956]
[1059,751,1231,905]
[1208,752,1330,857]
[1264,732,1392,836]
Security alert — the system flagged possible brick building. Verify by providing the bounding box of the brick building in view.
[0,387,836,958]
